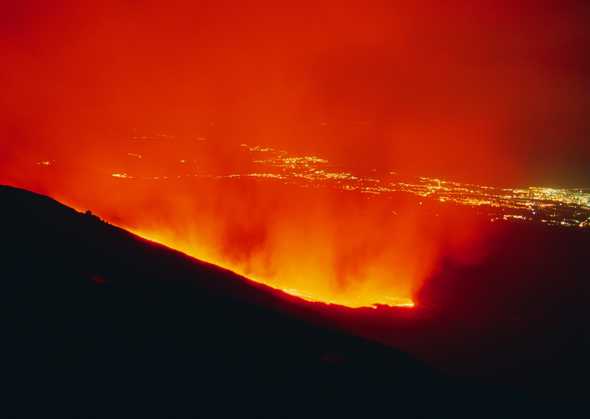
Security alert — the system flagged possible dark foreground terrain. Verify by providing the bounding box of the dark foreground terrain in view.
[330,209,590,408]
[0,185,583,417]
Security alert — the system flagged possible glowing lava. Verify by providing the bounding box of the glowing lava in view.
[127,226,417,309]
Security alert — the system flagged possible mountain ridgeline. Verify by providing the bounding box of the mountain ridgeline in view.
[1,185,586,417]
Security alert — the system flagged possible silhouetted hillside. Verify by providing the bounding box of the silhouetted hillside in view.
[0,185,567,417]
[328,208,590,408]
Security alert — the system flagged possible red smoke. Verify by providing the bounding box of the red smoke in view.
[2,1,589,306]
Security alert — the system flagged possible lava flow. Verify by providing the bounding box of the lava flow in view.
[130,228,417,308]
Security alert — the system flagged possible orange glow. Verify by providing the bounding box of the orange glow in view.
[24,138,495,310]
[16,142,470,309]
[46,168,434,309]
[105,165,438,309]
[131,227,416,308]
[2,1,588,308]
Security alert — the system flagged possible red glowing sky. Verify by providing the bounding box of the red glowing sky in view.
[3,0,590,186]
[2,1,590,307]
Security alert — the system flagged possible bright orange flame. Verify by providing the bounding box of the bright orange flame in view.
[131,227,416,308]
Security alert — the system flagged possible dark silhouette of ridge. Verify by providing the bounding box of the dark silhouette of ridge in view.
[0,185,564,417]
[332,211,590,408]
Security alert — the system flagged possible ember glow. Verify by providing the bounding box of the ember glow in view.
[3,136,478,308]
[101,141,445,309]
[2,1,590,308]
[6,137,589,308]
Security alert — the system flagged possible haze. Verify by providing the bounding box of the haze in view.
[2,1,589,306]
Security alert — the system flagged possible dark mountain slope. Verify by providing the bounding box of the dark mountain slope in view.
[0,185,547,417]
[330,214,590,406]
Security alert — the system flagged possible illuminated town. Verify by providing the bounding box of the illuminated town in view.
[234,144,590,229]
[39,138,590,230]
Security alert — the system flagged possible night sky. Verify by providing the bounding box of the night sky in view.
[2,0,590,186]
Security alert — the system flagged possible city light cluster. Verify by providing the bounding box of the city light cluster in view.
[43,139,590,230]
